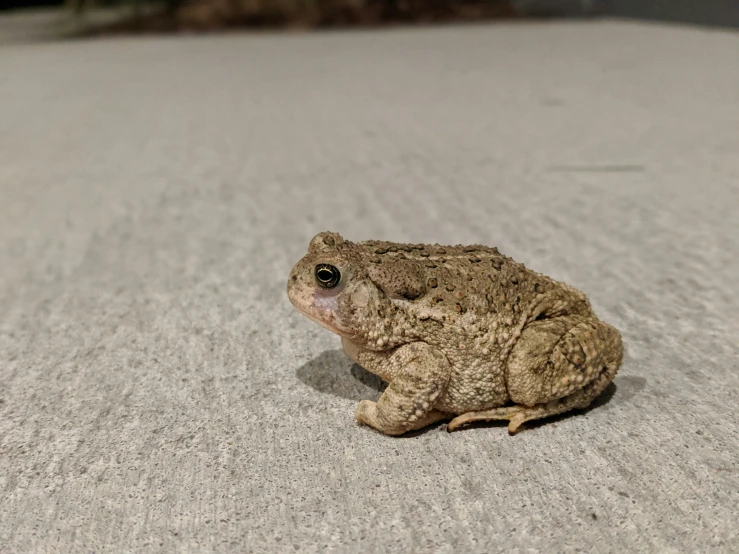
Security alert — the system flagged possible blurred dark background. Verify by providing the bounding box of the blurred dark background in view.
[609,0,739,28]
[1,0,738,30]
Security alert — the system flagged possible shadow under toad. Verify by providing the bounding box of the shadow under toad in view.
[296,349,646,434]
[296,349,386,402]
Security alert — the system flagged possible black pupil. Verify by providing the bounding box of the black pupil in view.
[315,265,339,288]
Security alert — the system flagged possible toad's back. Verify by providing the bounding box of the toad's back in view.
[354,239,584,320]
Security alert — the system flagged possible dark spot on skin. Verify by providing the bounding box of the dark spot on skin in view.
[425,263,437,268]
[420,251,430,257]
[399,290,421,301]
[291,275,298,281]
[534,283,544,293]
[491,259,503,270]
[375,247,388,254]
[323,236,335,246]
[387,246,398,252]
[455,303,466,313]
[591,513,597,520]
[565,342,586,368]
[463,246,477,252]
[370,257,382,264]
[446,284,456,292]
[428,278,438,288]
[436,248,446,254]
[469,258,481,263]
[511,276,519,284]
[434,296,444,303]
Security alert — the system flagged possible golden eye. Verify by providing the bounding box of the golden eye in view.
[314,264,341,289]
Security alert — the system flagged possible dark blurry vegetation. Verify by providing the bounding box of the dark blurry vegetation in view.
[1,0,63,7]
[76,0,519,33]
[2,0,734,33]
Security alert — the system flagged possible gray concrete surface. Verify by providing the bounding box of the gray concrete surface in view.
[1,21,738,553]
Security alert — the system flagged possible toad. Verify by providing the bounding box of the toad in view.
[287,232,623,436]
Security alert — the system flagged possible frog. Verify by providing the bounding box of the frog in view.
[287,232,623,436]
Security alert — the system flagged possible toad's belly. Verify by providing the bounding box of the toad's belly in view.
[342,337,511,413]
[436,359,510,414]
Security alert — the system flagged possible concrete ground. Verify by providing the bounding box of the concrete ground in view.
[1,20,738,553]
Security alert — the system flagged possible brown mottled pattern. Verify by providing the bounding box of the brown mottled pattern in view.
[288,231,622,432]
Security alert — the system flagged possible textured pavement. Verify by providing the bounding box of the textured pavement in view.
[1,20,738,553]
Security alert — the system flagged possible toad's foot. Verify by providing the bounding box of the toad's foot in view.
[447,406,528,433]
[353,342,453,436]
[356,400,451,435]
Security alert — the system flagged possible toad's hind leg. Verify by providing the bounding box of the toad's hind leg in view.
[448,315,623,433]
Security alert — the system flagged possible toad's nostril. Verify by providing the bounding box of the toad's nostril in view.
[291,274,298,282]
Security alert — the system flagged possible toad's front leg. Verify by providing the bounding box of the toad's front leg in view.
[354,343,453,436]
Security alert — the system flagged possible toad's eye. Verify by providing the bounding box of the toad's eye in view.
[314,264,341,289]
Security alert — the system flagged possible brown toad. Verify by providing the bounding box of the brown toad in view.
[287,232,623,436]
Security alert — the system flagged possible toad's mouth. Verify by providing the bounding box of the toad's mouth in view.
[294,303,341,335]
[288,292,346,337]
